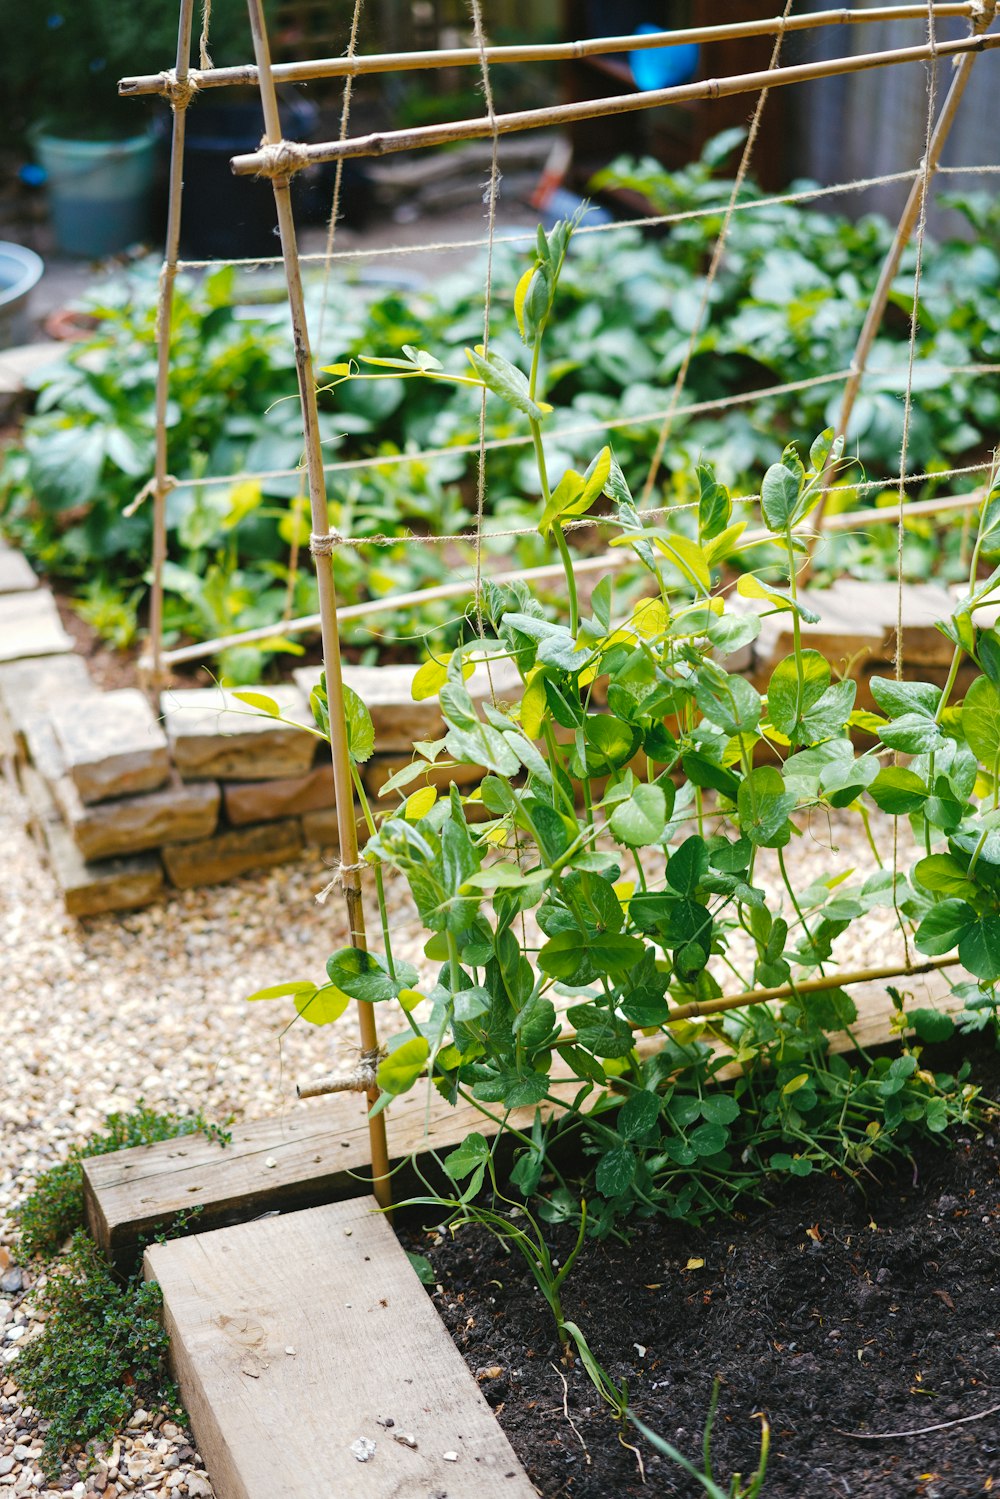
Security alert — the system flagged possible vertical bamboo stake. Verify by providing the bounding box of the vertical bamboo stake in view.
[243,0,392,1209]
[804,4,996,577]
[141,0,197,688]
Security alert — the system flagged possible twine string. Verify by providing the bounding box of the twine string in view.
[317,0,366,356]
[641,0,797,504]
[199,0,213,71]
[169,161,1000,272]
[469,0,501,657]
[315,857,369,905]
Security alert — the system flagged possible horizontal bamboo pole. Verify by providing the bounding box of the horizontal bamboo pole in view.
[637,956,960,1028]
[159,483,985,666]
[231,32,1000,174]
[299,956,962,1097]
[119,3,977,97]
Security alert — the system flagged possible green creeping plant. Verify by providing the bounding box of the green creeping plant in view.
[249,218,997,1234]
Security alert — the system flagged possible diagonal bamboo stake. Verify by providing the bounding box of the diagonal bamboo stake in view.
[230,30,1000,174]
[803,0,998,579]
[137,0,196,690]
[243,0,391,1209]
[119,3,980,96]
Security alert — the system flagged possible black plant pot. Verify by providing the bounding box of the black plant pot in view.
[178,95,320,261]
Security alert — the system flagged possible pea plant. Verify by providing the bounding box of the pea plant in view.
[251,219,998,1233]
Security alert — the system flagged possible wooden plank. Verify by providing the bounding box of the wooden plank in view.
[88,965,963,1266]
[84,1083,541,1268]
[754,578,957,681]
[145,1197,537,1499]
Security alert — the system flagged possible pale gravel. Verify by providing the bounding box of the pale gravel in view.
[0,771,918,1497]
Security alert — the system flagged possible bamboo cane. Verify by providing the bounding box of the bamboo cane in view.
[119,3,979,97]
[157,482,986,667]
[244,0,392,1210]
[300,956,962,1097]
[803,8,996,579]
[138,0,196,691]
[230,31,1000,175]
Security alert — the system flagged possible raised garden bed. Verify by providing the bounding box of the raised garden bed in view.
[405,1038,1000,1497]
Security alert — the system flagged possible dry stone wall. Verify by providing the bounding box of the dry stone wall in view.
[0,533,968,917]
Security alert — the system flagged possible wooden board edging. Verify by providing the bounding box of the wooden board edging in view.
[145,1196,539,1499]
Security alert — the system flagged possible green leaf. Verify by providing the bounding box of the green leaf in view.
[540,932,647,984]
[405,1251,436,1285]
[909,1008,956,1043]
[245,979,316,1002]
[230,689,281,717]
[609,784,668,847]
[695,672,762,736]
[343,683,375,763]
[444,1132,491,1180]
[700,1094,740,1126]
[465,346,551,422]
[737,766,796,847]
[869,677,941,718]
[760,460,802,532]
[868,767,929,815]
[473,1070,550,1108]
[377,1036,429,1096]
[913,854,979,900]
[697,464,731,541]
[878,713,944,755]
[962,675,1000,768]
[688,1120,728,1156]
[326,947,398,1003]
[959,914,1000,981]
[913,899,977,957]
[767,651,830,737]
[295,984,351,1026]
[618,1090,661,1140]
[665,835,709,896]
[596,1146,637,1197]
[513,993,557,1051]
[538,448,611,537]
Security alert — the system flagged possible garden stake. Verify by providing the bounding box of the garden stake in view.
[243,0,391,1209]
[118,5,982,95]
[803,0,999,580]
[133,0,196,691]
[230,30,1000,174]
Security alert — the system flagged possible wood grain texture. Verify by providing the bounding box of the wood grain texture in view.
[85,1083,545,1268]
[145,1196,538,1499]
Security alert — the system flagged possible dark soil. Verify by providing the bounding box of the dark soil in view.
[401,1042,1000,1499]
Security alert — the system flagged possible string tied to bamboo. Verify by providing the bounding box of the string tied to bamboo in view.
[155,67,202,110]
[124,473,179,518]
[297,1045,387,1098]
[315,858,368,905]
[249,138,313,180]
[969,0,998,33]
[309,531,345,556]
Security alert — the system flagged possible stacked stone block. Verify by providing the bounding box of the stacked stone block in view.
[0,529,963,918]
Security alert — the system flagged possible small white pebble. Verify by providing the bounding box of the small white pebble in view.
[285,1347,296,1356]
[634,1344,647,1358]
[344,1302,352,1308]
[264,1157,277,1169]
[394,1432,417,1449]
[344,1228,353,1236]
[443,1451,459,1462]
[350,1437,376,1463]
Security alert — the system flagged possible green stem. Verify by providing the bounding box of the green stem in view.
[350,760,396,981]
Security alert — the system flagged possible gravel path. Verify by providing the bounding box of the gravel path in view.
[0,771,917,1496]
[0,773,427,1499]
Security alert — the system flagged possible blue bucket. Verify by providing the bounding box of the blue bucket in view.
[630,25,700,92]
[34,131,158,259]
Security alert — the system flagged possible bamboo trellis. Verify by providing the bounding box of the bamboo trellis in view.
[126,0,999,1192]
